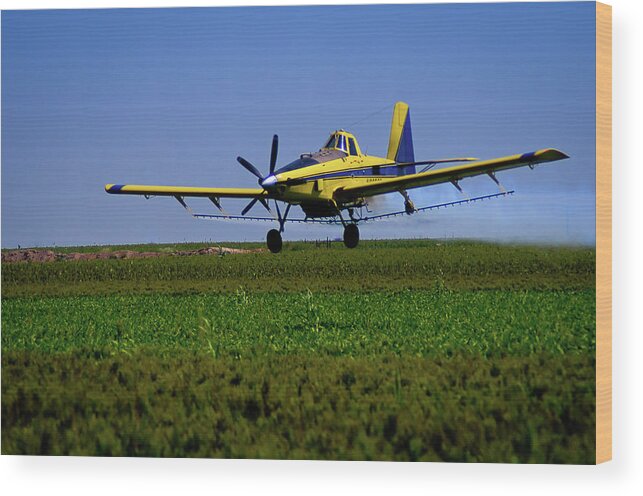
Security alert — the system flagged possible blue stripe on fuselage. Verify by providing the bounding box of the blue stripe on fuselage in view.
[295,164,410,182]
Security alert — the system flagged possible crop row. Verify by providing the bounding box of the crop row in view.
[1,351,595,462]
[0,238,587,254]
[2,241,595,297]
[2,289,595,356]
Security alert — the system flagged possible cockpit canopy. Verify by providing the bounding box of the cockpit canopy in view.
[274,130,362,175]
[323,130,361,156]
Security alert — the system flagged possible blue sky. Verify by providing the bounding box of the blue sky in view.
[1,2,596,248]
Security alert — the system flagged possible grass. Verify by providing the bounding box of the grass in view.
[2,240,595,297]
[2,352,595,462]
[1,240,596,462]
[2,290,595,356]
[1,240,266,254]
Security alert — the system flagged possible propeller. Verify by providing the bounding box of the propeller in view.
[241,198,259,216]
[237,156,263,181]
[269,134,278,175]
[237,135,279,215]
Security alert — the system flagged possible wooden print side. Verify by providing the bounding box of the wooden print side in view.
[595,1,612,465]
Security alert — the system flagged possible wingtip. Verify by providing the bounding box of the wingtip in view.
[105,184,125,194]
[548,148,570,159]
[537,148,570,161]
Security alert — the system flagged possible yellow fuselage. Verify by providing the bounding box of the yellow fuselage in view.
[277,155,395,202]
[269,130,405,208]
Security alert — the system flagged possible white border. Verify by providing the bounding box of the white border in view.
[1,1,641,494]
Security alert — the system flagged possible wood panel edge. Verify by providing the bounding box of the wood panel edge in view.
[595,0,612,465]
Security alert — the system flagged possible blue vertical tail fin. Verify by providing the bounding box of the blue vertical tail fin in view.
[386,101,415,175]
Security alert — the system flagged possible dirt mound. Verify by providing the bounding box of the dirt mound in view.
[1,249,59,263]
[1,246,264,263]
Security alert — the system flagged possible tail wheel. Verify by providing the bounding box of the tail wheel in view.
[343,224,359,249]
[266,229,283,253]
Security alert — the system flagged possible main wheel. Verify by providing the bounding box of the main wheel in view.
[266,229,283,253]
[343,224,359,249]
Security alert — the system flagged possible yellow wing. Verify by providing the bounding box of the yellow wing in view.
[334,148,569,201]
[105,184,266,199]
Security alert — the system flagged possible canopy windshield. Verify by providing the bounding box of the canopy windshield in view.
[323,132,356,155]
[275,148,347,174]
[324,135,337,149]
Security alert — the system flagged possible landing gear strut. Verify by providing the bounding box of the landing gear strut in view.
[343,224,359,249]
[266,202,291,253]
[399,189,417,215]
[266,229,282,253]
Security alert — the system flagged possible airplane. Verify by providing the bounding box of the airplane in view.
[105,102,569,253]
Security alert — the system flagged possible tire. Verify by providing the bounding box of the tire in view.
[343,224,359,249]
[266,229,283,253]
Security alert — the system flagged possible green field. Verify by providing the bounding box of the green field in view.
[1,240,596,462]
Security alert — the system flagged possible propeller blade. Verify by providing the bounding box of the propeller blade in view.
[258,198,272,213]
[237,156,263,180]
[241,198,259,216]
[270,135,279,174]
